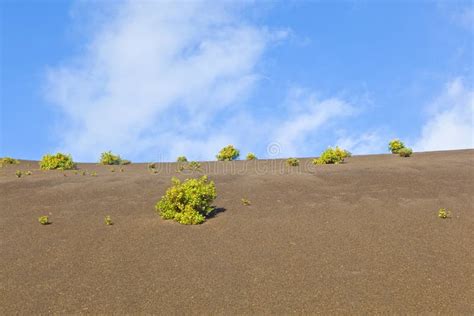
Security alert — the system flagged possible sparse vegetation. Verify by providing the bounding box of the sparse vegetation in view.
[0,157,19,167]
[399,147,413,157]
[81,170,87,176]
[91,171,97,177]
[313,147,350,165]
[121,159,131,165]
[246,153,257,160]
[241,198,251,206]
[38,216,50,225]
[388,139,405,154]
[216,145,240,161]
[155,176,217,225]
[40,153,75,170]
[110,167,115,173]
[438,208,450,219]
[15,170,22,178]
[104,215,113,225]
[177,156,188,162]
[25,171,32,176]
[286,158,299,166]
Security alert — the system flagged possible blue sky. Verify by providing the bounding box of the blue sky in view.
[1,0,473,162]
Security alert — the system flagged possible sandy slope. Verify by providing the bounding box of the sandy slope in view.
[1,150,473,314]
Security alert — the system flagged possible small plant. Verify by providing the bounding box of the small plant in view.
[148,163,156,169]
[73,170,78,175]
[110,167,115,173]
[121,159,131,165]
[38,215,50,225]
[216,145,240,161]
[15,170,22,178]
[120,167,124,172]
[155,176,217,225]
[40,153,75,170]
[99,151,122,165]
[438,208,450,219]
[286,158,299,167]
[25,170,32,176]
[104,215,113,225]
[0,157,19,167]
[91,171,97,177]
[241,198,251,206]
[388,139,405,154]
[399,147,413,157]
[313,147,349,165]
[81,170,87,176]
[246,153,257,160]
[177,156,188,162]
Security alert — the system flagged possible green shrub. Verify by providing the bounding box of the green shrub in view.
[399,147,413,157]
[177,156,188,162]
[216,145,240,161]
[246,153,257,160]
[313,146,350,165]
[40,153,75,170]
[286,158,299,166]
[388,139,405,154]
[100,151,122,165]
[104,215,113,225]
[38,215,49,225]
[25,171,32,176]
[155,176,217,225]
[15,170,22,178]
[438,208,450,219]
[0,157,19,167]
[121,159,131,165]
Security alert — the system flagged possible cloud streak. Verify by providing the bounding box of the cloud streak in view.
[415,78,474,151]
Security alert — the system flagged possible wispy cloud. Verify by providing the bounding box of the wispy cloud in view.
[271,88,355,157]
[414,78,474,151]
[45,1,283,161]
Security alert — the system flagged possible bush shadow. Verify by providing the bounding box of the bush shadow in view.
[207,207,226,219]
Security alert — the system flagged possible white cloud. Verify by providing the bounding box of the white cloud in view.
[271,88,355,157]
[414,78,474,151]
[336,130,389,155]
[45,1,281,162]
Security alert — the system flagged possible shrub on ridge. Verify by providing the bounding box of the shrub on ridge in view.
[388,139,405,154]
[40,153,75,170]
[216,145,239,161]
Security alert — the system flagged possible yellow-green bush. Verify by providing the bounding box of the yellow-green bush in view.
[313,147,350,165]
[155,176,217,225]
[216,145,239,161]
[399,147,413,157]
[246,153,257,160]
[99,151,122,165]
[177,156,188,162]
[388,139,405,154]
[438,208,450,219]
[0,157,19,167]
[38,215,49,225]
[40,153,75,170]
[286,158,299,166]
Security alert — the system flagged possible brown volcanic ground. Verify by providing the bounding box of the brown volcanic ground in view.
[1,150,473,314]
